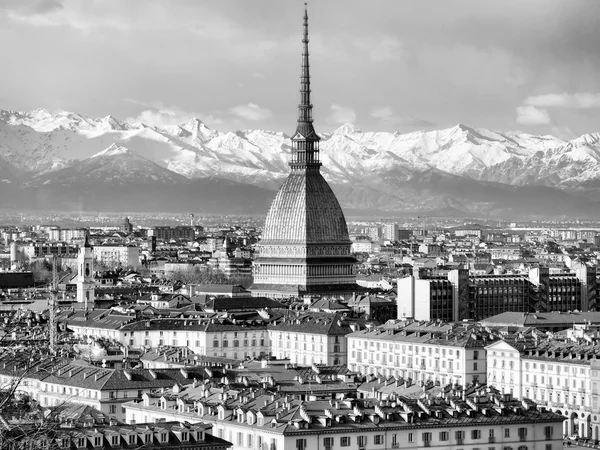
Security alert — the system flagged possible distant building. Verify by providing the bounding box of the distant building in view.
[148,226,195,241]
[121,217,133,235]
[94,245,140,268]
[382,222,398,241]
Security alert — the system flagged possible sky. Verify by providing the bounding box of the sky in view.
[1,0,600,139]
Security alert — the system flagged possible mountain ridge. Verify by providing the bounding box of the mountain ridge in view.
[1,108,600,217]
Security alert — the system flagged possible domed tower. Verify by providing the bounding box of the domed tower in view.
[250,5,356,298]
[77,234,95,307]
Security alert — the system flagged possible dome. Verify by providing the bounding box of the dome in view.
[261,170,350,245]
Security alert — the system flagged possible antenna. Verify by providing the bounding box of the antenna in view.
[49,255,58,355]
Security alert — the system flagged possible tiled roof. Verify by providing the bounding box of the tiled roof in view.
[267,311,354,335]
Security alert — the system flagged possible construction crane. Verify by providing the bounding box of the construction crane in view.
[49,255,58,355]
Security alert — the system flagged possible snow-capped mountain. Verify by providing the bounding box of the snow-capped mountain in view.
[1,108,600,217]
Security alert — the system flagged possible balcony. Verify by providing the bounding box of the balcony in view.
[579,388,587,394]
[423,441,431,447]
[456,439,464,445]
[391,444,399,449]
[562,386,570,391]
[546,384,553,389]
[488,437,496,444]
[519,436,527,442]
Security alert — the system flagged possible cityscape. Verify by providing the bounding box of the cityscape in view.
[1,1,600,449]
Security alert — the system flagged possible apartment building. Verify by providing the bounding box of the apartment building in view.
[124,387,564,450]
[0,355,205,422]
[486,334,600,439]
[267,312,354,366]
[347,321,494,386]
[94,245,141,268]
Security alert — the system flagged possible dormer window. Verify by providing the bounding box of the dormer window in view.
[129,435,136,445]
[181,432,188,441]
[111,436,119,446]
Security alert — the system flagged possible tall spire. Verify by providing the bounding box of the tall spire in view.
[291,3,320,169]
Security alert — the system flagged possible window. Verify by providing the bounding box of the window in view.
[439,431,449,441]
[422,432,432,443]
[544,426,553,439]
[358,436,367,448]
[109,405,116,414]
[324,438,334,448]
[340,437,350,447]
[545,445,552,450]
[472,430,481,440]
[489,429,495,438]
[408,433,414,443]
[505,429,510,438]
[518,428,527,439]
[374,435,383,445]
[456,430,465,441]
[248,435,253,448]
[474,350,479,360]
[296,439,307,450]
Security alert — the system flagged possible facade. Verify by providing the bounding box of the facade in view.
[20,242,78,260]
[62,313,271,360]
[76,236,95,306]
[267,312,352,366]
[149,226,195,241]
[485,336,600,439]
[94,245,141,268]
[250,8,356,298]
[399,265,597,322]
[125,386,564,450]
[382,223,398,241]
[347,321,493,386]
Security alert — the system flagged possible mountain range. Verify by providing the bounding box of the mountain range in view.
[1,108,600,218]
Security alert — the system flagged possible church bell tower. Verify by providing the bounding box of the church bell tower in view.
[77,234,95,307]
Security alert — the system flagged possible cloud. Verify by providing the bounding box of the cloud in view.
[0,0,64,16]
[516,105,551,125]
[124,101,223,128]
[525,92,600,109]
[370,106,434,128]
[229,103,272,121]
[330,104,356,124]
[550,126,576,141]
[354,36,407,62]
